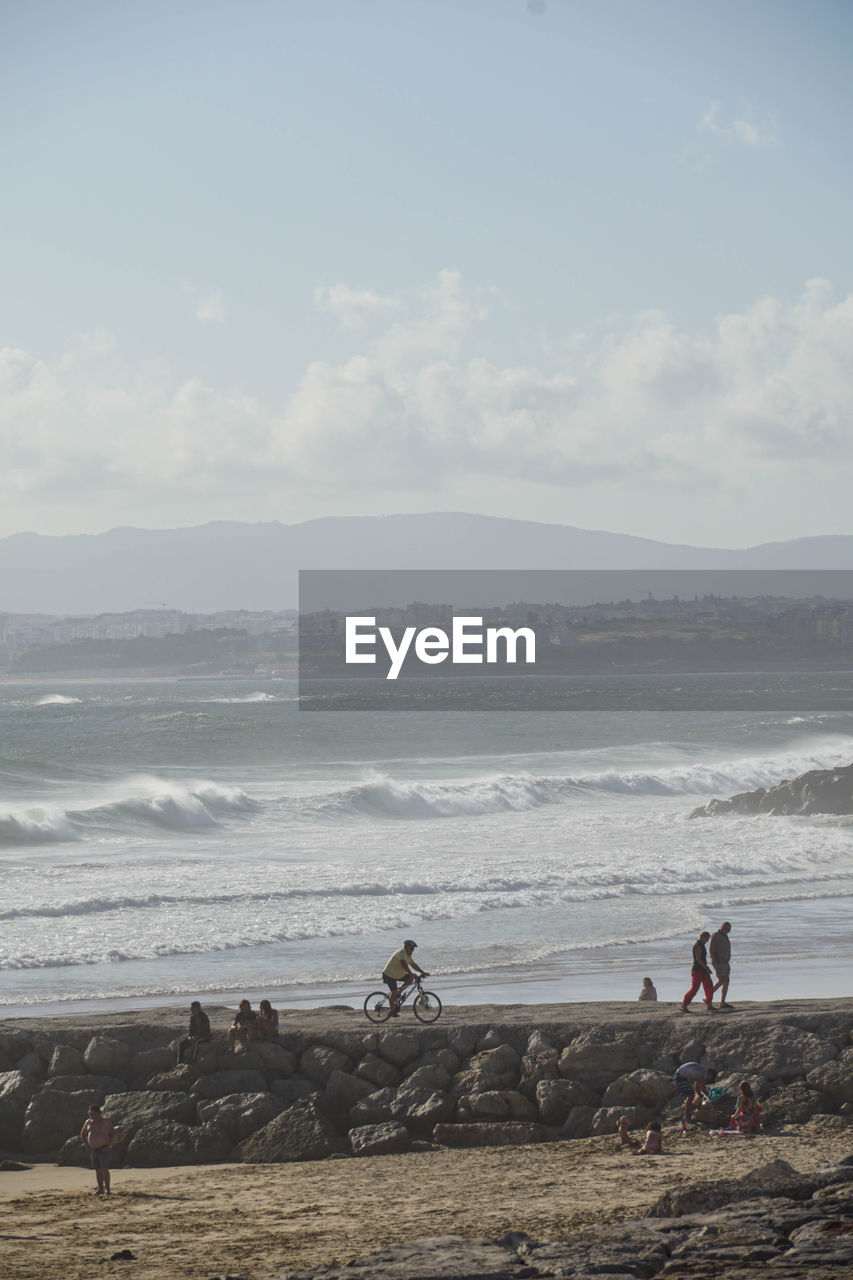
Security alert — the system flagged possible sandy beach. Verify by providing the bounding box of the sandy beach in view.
[2,997,852,1280]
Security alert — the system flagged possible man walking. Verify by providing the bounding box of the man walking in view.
[81,1104,116,1196]
[710,921,733,1009]
[681,930,715,1013]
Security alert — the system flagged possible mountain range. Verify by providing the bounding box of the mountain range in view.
[2,514,853,613]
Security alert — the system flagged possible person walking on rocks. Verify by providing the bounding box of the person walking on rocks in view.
[81,1104,116,1196]
[710,922,733,1009]
[681,930,715,1013]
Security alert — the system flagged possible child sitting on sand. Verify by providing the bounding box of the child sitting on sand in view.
[635,1121,663,1155]
[730,1080,761,1133]
[638,977,657,1001]
[617,1115,640,1149]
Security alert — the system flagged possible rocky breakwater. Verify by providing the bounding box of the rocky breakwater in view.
[2,1002,853,1169]
[690,761,853,818]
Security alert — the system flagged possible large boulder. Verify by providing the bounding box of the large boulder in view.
[392,1088,455,1133]
[48,1045,86,1078]
[196,1091,285,1143]
[325,1069,375,1114]
[0,1071,40,1150]
[350,1087,397,1127]
[23,1089,93,1153]
[455,1090,536,1123]
[0,1030,33,1062]
[239,1096,348,1163]
[83,1036,132,1078]
[299,1045,353,1085]
[349,1121,410,1157]
[253,1042,296,1078]
[376,1031,421,1069]
[131,1047,177,1081]
[558,1029,645,1078]
[15,1051,46,1080]
[433,1121,546,1148]
[103,1090,197,1135]
[602,1069,675,1110]
[270,1078,318,1107]
[468,1045,520,1078]
[561,1105,599,1139]
[124,1119,231,1167]
[147,1065,200,1092]
[403,1048,460,1079]
[518,1043,559,1100]
[400,1064,451,1094]
[451,1066,517,1098]
[190,1068,267,1100]
[354,1053,402,1090]
[41,1074,128,1099]
[535,1079,599,1126]
[707,1024,837,1081]
[806,1049,853,1104]
[761,1083,834,1125]
[590,1105,655,1136]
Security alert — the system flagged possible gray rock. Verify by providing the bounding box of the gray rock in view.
[0,1070,40,1150]
[124,1118,231,1166]
[239,1096,348,1163]
[433,1121,546,1148]
[403,1047,460,1079]
[400,1063,451,1093]
[15,1051,46,1080]
[324,1068,375,1112]
[376,1031,421,1069]
[0,1030,33,1062]
[535,1078,598,1125]
[590,1105,655,1136]
[23,1089,93,1153]
[349,1121,410,1157]
[354,1052,402,1090]
[131,1046,177,1079]
[103,1089,197,1135]
[299,1045,353,1085]
[41,1073,128,1098]
[253,1041,296,1078]
[558,1028,645,1077]
[560,1105,599,1138]
[270,1078,318,1106]
[191,1068,267,1099]
[468,1044,520,1077]
[445,1027,477,1058]
[807,1048,853,1103]
[517,1047,559,1100]
[601,1068,675,1109]
[761,1082,833,1124]
[83,1035,132,1077]
[147,1065,200,1092]
[451,1067,517,1097]
[456,1090,536,1123]
[196,1091,285,1143]
[47,1044,86,1077]
[350,1087,398,1127]
[708,1023,837,1081]
[393,1089,455,1133]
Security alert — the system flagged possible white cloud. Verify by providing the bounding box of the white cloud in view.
[698,100,779,150]
[195,290,226,324]
[315,283,401,329]
[1,274,852,524]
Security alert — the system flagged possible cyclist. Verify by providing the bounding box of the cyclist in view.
[382,939,429,1016]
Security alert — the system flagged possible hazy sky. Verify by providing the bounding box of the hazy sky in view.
[2,0,852,547]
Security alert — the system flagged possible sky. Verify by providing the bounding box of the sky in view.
[1,0,852,549]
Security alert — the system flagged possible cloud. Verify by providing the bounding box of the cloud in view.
[1,274,852,520]
[698,100,779,150]
[315,283,401,329]
[195,290,226,324]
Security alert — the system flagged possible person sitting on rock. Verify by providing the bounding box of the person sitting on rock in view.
[256,998,279,1040]
[177,1000,211,1063]
[617,1115,640,1149]
[635,1121,663,1155]
[638,977,657,1001]
[730,1080,761,1133]
[227,999,258,1052]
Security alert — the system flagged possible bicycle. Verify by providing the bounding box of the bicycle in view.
[363,975,442,1024]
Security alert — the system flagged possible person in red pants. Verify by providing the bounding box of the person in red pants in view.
[681,930,716,1012]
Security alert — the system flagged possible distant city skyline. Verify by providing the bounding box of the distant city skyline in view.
[2,1,852,547]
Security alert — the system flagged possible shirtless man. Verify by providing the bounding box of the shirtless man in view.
[80,1104,116,1196]
[710,921,733,1008]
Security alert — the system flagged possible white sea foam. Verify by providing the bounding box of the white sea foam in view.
[0,808,78,845]
[34,694,81,706]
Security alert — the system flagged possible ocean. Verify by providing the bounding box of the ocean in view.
[2,673,853,1016]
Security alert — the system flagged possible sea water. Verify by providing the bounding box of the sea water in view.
[1,673,852,1013]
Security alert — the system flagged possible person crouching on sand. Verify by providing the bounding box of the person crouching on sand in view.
[617,1115,640,1149]
[730,1080,761,1133]
[638,977,657,1001]
[635,1121,663,1155]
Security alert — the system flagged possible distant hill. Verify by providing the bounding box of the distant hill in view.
[1,514,853,613]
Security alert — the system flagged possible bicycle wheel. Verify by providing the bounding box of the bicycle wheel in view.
[413,990,442,1023]
[364,991,393,1023]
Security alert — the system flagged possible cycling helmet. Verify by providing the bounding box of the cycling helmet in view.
[403,939,417,949]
